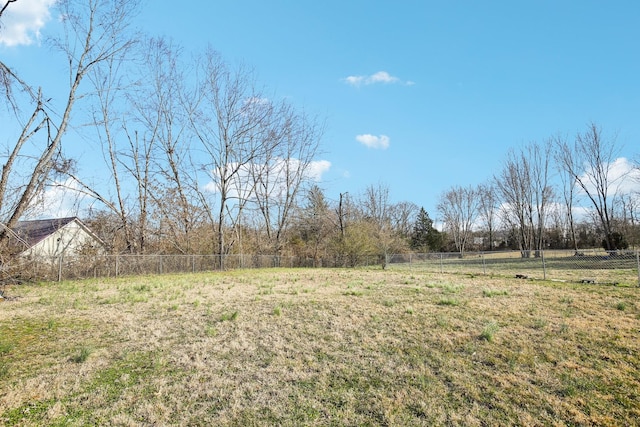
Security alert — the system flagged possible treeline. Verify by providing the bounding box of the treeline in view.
[83,184,438,263]
[1,1,638,261]
[437,124,640,257]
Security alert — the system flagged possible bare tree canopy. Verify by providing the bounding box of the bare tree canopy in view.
[477,182,498,251]
[0,0,140,244]
[555,123,626,250]
[495,140,554,257]
[437,185,479,256]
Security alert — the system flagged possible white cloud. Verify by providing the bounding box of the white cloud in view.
[27,178,86,219]
[344,72,393,86]
[0,0,57,47]
[307,160,331,181]
[343,71,411,87]
[356,134,390,150]
[577,157,640,196]
[369,71,398,84]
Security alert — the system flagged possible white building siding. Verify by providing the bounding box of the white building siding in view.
[23,221,100,258]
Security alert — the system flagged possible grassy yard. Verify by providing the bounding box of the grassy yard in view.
[1,268,639,426]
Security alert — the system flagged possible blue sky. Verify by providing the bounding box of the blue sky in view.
[2,0,640,219]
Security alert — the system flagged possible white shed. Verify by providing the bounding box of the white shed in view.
[11,217,105,258]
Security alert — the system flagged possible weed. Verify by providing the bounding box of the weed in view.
[273,306,282,316]
[405,307,414,315]
[220,310,239,322]
[343,290,363,297]
[616,301,626,311]
[71,346,92,363]
[127,294,148,304]
[437,297,459,306]
[382,299,395,307]
[532,318,548,329]
[72,299,87,310]
[0,355,12,379]
[480,321,499,342]
[483,289,508,297]
[435,315,449,327]
[442,284,463,294]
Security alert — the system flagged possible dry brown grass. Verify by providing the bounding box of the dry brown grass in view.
[1,268,639,426]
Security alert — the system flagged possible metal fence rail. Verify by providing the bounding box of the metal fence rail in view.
[4,249,640,286]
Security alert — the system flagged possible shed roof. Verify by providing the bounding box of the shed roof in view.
[12,217,79,248]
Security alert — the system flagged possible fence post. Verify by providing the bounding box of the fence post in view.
[481,252,486,275]
[58,255,63,282]
[541,250,547,280]
[636,249,640,287]
[440,253,444,274]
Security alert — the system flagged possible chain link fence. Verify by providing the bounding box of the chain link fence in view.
[3,249,639,286]
[387,249,640,286]
[3,253,384,283]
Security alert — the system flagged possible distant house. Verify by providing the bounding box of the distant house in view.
[9,217,105,258]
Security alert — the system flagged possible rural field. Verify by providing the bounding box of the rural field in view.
[1,268,639,426]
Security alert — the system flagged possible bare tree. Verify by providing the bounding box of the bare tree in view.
[360,183,395,266]
[555,123,626,250]
[529,140,554,255]
[361,183,390,226]
[437,185,479,257]
[251,106,324,258]
[336,191,352,240]
[64,26,143,254]
[0,0,139,242]
[495,141,553,257]
[496,149,533,255]
[0,0,20,104]
[190,49,278,261]
[553,133,579,252]
[388,200,418,239]
[130,37,201,254]
[477,182,498,251]
[292,184,334,264]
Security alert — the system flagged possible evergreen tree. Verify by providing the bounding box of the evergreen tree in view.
[410,207,442,251]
